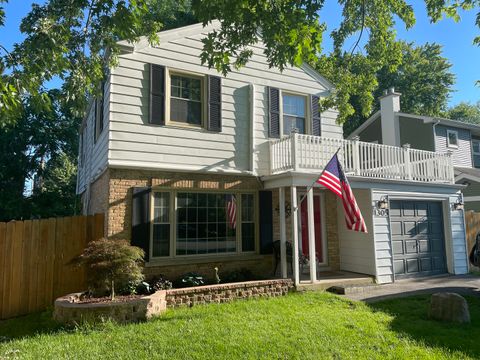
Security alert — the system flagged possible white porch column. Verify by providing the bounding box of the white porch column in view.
[291,186,300,285]
[279,187,287,278]
[307,187,317,282]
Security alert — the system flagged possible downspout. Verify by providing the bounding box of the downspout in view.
[249,83,256,175]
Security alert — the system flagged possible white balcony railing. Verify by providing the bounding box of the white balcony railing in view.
[270,133,455,184]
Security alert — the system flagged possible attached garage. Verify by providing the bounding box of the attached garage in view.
[390,200,447,278]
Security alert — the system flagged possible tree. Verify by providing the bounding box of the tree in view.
[1,0,479,125]
[446,101,480,124]
[342,42,455,136]
[0,90,81,221]
[73,238,145,300]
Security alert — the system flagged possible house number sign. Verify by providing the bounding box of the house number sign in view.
[374,208,389,217]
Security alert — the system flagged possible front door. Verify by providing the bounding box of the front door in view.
[299,194,325,264]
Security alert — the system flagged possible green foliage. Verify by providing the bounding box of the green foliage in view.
[1,0,478,126]
[149,275,173,291]
[177,272,205,287]
[221,268,257,283]
[0,90,81,221]
[73,238,145,300]
[342,42,455,135]
[446,101,480,124]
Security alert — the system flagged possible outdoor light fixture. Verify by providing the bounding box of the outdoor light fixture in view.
[453,197,464,211]
[275,202,292,218]
[377,196,389,210]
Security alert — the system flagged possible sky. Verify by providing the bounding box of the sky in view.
[2,1,480,106]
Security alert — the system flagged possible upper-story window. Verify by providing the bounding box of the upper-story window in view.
[473,139,480,168]
[282,94,306,135]
[447,129,459,148]
[169,73,203,126]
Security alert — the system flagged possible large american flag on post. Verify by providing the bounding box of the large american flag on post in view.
[225,194,237,229]
[317,153,368,233]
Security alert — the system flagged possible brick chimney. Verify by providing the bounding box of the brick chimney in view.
[379,87,401,146]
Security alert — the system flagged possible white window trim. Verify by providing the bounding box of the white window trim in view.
[165,68,207,129]
[279,91,310,137]
[446,129,459,149]
[149,189,258,261]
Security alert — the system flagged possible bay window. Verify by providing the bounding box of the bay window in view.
[150,191,256,259]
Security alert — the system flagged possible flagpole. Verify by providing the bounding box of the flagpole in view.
[294,146,342,211]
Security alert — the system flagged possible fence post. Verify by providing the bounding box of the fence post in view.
[291,131,299,172]
[403,143,412,180]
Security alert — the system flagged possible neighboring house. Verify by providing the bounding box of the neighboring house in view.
[77,23,468,286]
[348,88,480,211]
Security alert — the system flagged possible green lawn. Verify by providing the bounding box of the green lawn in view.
[0,292,479,359]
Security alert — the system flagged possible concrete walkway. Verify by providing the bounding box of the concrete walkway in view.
[344,274,480,303]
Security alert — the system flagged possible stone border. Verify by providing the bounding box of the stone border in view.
[165,279,294,308]
[54,279,294,325]
[53,291,167,325]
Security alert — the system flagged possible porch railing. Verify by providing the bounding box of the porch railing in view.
[269,133,455,184]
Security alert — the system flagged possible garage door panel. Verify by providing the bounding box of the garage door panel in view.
[404,221,417,236]
[418,239,429,253]
[416,202,428,216]
[406,258,419,273]
[394,259,405,275]
[392,240,404,255]
[420,257,433,272]
[391,200,446,279]
[391,221,403,236]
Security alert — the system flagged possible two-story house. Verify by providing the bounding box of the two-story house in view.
[348,88,480,212]
[77,22,468,286]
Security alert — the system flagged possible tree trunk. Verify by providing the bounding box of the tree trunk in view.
[111,279,115,301]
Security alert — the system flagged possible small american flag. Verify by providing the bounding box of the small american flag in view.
[317,153,368,233]
[225,194,237,229]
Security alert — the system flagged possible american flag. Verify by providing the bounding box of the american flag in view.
[316,153,368,233]
[225,194,237,229]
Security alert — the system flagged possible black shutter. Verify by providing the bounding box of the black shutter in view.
[311,95,321,136]
[149,64,165,125]
[99,81,105,133]
[268,87,280,138]
[132,187,151,261]
[259,190,273,254]
[207,75,222,131]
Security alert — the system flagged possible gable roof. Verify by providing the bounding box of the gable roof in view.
[348,110,480,139]
[117,21,334,91]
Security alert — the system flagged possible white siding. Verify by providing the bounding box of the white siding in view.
[76,79,110,194]
[448,195,469,274]
[337,189,377,275]
[435,125,473,168]
[107,27,342,176]
[371,192,394,283]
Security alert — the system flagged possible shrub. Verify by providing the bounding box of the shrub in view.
[72,238,144,300]
[149,275,173,292]
[177,272,205,288]
[221,268,257,283]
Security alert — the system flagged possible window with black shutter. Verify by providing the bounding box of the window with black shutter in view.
[149,64,166,125]
[268,87,280,138]
[311,94,321,136]
[207,75,222,132]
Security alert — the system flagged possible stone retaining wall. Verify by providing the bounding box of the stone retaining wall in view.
[165,279,294,308]
[54,291,167,325]
[54,279,294,325]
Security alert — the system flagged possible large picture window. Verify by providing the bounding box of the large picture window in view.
[282,94,306,135]
[170,74,202,125]
[176,192,237,255]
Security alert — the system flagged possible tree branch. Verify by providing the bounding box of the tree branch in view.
[350,0,365,56]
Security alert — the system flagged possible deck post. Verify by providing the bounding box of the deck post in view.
[307,187,317,282]
[279,187,288,278]
[291,186,300,285]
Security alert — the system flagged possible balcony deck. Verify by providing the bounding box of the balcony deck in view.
[270,134,455,184]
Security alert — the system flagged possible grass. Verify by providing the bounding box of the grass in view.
[0,292,479,359]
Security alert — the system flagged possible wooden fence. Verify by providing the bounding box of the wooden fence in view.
[465,210,480,271]
[0,214,104,320]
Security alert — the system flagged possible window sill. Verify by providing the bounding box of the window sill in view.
[145,253,270,267]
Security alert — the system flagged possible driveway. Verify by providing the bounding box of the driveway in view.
[344,274,480,303]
